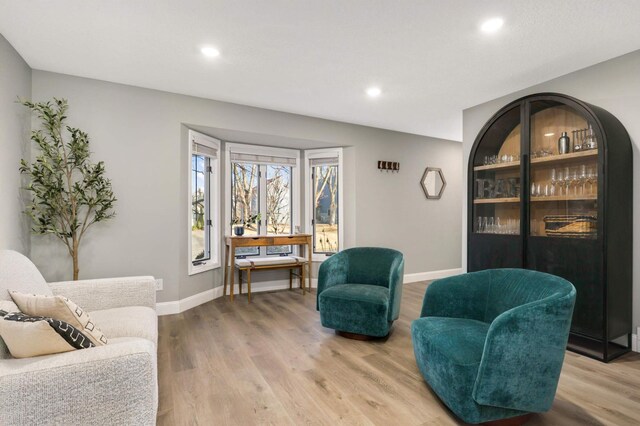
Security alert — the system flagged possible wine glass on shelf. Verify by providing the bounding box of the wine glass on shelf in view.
[579,165,587,196]
[556,170,565,196]
[570,168,580,197]
[563,167,572,197]
[586,166,598,195]
[549,168,557,196]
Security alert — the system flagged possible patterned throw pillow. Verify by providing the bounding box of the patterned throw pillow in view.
[0,309,94,358]
[9,291,108,346]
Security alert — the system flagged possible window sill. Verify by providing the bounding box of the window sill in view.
[188,261,221,276]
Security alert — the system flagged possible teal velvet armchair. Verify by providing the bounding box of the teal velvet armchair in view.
[411,269,576,424]
[317,247,404,338]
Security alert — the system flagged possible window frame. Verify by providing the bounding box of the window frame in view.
[225,143,300,258]
[304,148,344,262]
[188,130,221,275]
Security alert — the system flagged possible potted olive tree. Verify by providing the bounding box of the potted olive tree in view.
[20,98,116,280]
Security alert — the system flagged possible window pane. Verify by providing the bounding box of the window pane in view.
[192,154,210,262]
[231,162,260,256]
[313,165,339,254]
[266,165,292,254]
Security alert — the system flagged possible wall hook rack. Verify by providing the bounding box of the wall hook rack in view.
[378,161,399,172]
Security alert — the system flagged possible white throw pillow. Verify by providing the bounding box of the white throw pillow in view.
[10,291,108,346]
[0,310,94,358]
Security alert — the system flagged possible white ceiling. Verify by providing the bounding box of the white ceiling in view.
[2,1,640,141]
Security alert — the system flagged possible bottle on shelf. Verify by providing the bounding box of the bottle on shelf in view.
[558,132,571,154]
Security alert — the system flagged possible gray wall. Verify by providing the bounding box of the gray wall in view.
[0,34,31,254]
[462,49,640,333]
[31,70,462,303]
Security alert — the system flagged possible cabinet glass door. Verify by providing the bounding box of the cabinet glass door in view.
[528,101,599,239]
[472,105,521,235]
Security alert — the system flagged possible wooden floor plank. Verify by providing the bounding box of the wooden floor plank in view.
[157,281,640,425]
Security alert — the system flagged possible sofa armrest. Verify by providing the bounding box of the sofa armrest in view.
[0,338,157,425]
[472,289,576,413]
[48,276,156,312]
[420,271,489,321]
[387,257,404,322]
[316,252,349,310]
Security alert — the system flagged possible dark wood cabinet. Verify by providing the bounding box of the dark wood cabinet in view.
[468,93,632,362]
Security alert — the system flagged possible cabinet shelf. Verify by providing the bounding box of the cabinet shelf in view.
[473,161,520,172]
[473,197,519,204]
[531,194,597,202]
[530,149,597,165]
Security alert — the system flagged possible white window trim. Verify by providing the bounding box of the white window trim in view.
[188,130,221,275]
[304,147,344,262]
[225,142,301,256]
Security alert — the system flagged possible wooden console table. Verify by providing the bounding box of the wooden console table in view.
[224,234,312,302]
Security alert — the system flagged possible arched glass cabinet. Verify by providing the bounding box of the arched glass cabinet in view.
[468,93,632,362]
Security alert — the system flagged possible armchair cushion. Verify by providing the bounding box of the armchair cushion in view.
[90,306,158,346]
[318,284,390,337]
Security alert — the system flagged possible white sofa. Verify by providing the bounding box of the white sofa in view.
[0,250,158,425]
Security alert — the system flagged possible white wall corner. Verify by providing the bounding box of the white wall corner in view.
[404,268,464,284]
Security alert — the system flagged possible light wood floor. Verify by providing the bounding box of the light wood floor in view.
[157,282,640,425]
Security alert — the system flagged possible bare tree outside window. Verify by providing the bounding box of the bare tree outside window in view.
[313,165,339,253]
[266,165,291,234]
[266,165,292,254]
[231,163,259,234]
[231,163,259,255]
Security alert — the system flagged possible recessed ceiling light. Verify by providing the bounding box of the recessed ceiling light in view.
[480,17,504,33]
[201,46,220,58]
[366,87,382,98]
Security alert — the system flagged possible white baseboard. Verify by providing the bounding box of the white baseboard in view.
[633,330,638,353]
[156,279,317,316]
[404,268,463,284]
[156,287,222,316]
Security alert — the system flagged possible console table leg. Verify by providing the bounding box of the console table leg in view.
[223,243,229,297]
[247,269,252,303]
[230,243,235,302]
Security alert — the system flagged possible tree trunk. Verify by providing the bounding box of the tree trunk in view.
[72,243,79,280]
[329,202,337,225]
